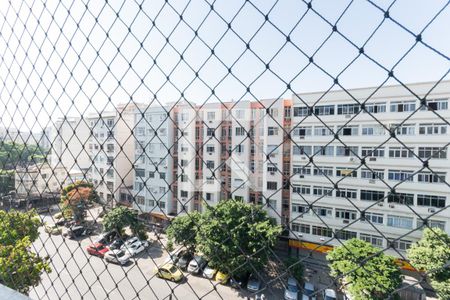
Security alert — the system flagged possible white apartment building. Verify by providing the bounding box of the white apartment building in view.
[87,104,136,206]
[290,81,450,257]
[133,105,175,221]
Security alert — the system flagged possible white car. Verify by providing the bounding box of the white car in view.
[302,282,316,300]
[104,249,131,265]
[121,240,149,257]
[284,277,299,300]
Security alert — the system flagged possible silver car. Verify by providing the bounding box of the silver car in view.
[187,255,207,274]
[104,249,131,265]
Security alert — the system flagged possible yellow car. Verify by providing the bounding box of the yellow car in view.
[216,271,230,284]
[155,264,184,282]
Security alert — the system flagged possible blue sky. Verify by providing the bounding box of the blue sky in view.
[0,0,449,132]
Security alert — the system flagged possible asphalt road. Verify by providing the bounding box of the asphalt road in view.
[28,213,273,300]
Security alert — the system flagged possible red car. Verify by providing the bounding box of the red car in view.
[86,243,109,257]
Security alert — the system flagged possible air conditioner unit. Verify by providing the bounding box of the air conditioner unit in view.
[428,208,436,213]
[343,219,349,224]
[299,175,304,179]
[348,157,355,162]
[377,202,384,207]
[389,204,395,208]
[300,156,307,160]
[181,198,187,202]
[345,114,351,118]
[369,179,376,184]
[369,157,377,161]
[299,136,305,140]
[208,152,212,155]
[270,171,275,175]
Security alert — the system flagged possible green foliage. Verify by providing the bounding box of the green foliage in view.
[327,238,402,300]
[284,257,304,283]
[196,200,281,276]
[103,206,147,239]
[0,141,46,169]
[407,228,450,299]
[0,210,50,294]
[166,240,174,252]
[0,169,14,194]
[166,211,202,251]
[60,181,99,222]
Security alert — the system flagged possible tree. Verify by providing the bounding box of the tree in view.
[103,206,148,240]
[60,181,100,223]
[407,228,450,299]
[166,211,202,251]
[0,169,14,195]
[284,257,304,283]
[327,238,402,300]
[0,141,46,170]
[0,210,50,294]
[196,200,281,276]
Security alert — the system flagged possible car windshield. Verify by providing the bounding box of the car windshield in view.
[169,266,178,273]
[116,251,125,258]
[287,283,298,293]
[97,245,105,250]
[304,289,313,296]
[324,296,336,300]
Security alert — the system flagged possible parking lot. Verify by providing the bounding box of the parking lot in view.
[29,211,288,300]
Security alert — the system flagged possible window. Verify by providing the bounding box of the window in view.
[312,206,332,217]
[135,182,144,191]
[360,234,383,247]
[206,128,215,136]
[390,101,416,112]
[361,124,386,136]
[292,185,310,195]
[206,177,214,184]
[268,127,279,136]
[311,226,333,237]
[417,172,446,183]
[314,105,335,116]
[313,186,333,196]
[267,181,278,190]
[236,144,245,153]
[364,102,386,113]
[313,166,333,177]
[293,165,311,176]
[107,144,114,152]
[420,99,448,111]
[388,170,414,182]
[235,127,245,136]
[180,190,188,198]
[293,145,312,155]
[392,239,412,251]
[388,147,414,158]
[418,147,447,159]
[160,172,165,179]
[336,146,358,156]
[291,223,310,234]
[362,212,384,224]
[206,160,215,169]
[180,174,188,182]
[313,146,334,156]
[135,169,145,177]
[337,103,359,115]
[337,125,358,136]
[205,193,214,201]
[387,192,414,205]
[106,119,114,127]
[417,219,445,231]
[336,168,357,177]
[335,188,357,199]
[136,127,145,136]
[419,123,447,135]
[417,194,446,208]
[292,204,310,214]
[136,196,145,205]
[387,215,413,229]
[206,144,215,153]
[335,230,357,240]
[361,147,385,157]
[235,109,245,119]
[314,126,333,136]
[390,123,415,135]
[267,163,278,173]
[361,168,385,180]
[293,126,312,137]
[207,112,215,121]
[267,144,279,155]
[267,199,277,208]
[293,107,309,117]
[335,209,357,220]
[149,171,155,178]
[360,190,384,201]
[159,187,166,194]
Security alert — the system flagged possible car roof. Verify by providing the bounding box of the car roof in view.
[304,282,314,289]
[325,289,337,297]
[287,277,298,285]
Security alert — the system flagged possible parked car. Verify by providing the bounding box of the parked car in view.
[323,289,337,300]
[104,249,131,265]
[202,264,218,280]
[230,272,250,289]
[302,282,316,300]
[247,274,262,292]
[187,255,207,274]
[86,242,109,257]
[95,231,119,244]
[124,237,139,247]
[154,264,184,282]
[216,271,230,284]
[176,252,193,270]
[121,239,149,257]
[162,248,184,265]
[44,224,63,235]
[65,225,91,239]
[108,239,124,251]
[284,277,299,300]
